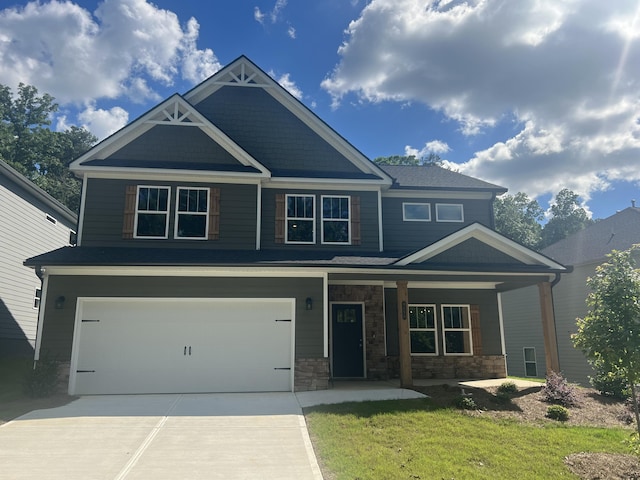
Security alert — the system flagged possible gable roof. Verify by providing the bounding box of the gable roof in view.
[0,159,77,226]
[379,164,507,193]
[543,207,640,265]
[395,223,566,271]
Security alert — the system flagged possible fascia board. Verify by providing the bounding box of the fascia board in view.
[82,169,267,183]
[395,223,567,270]
[264,177,388,189]
[383,190,495,200]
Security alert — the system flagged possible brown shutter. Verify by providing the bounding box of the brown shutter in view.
[470,304,482,355]
[208,187,220,240]
[351,195,361,245]
[275,193,285,244]
[122,185,137,239]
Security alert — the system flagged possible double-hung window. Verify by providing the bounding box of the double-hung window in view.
[441,305,473,355]
[322,196,350,244]
[175,187,209,239]
[409,305,437,355]
[135,186,170,238]
[524,347,538,377]
[286,194,315,243]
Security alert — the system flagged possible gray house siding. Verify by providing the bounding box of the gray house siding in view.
[502,285,546,378]
[382,197,493,251]
[0,173,75,356]
[39,275,324,361]
[261,188,380,251]
[385,288,502,356]
[80,178,257,249]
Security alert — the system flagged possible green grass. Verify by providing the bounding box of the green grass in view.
[305,399,631,480]
[508,375,546,383]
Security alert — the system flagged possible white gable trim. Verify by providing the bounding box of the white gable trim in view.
[395,223,567,270]
[70,94,270,177]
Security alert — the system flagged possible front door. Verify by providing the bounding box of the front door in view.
[331,303,365,378]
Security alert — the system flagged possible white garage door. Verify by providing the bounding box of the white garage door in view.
[70,298,294,395]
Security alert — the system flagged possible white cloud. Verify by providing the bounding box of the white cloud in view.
[254,0,295,37]
[322,0,640,204]
[405,140,451,158]
[254,6,265,24]
[0,0,220,103]
[288,26,296,39]
[78,104,129,140]
[269,70,303,100]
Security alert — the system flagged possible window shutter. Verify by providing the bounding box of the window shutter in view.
[470,304,482,355]
[122,185,137,239]
[351,195,361,245]
[275,193,285,244]
[208,187,220,240]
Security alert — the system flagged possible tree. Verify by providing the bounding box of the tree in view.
[573,246,640,435]
[540,188,593,248]
[373,153,442,166]
[494,192,544,249]
[0,83,96,211]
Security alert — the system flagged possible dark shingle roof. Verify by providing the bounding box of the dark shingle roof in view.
[378,164,507,192]
[543,207,640,265]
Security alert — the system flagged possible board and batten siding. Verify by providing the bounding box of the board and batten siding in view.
[0,177,75,355]
[381,196,494,252]
[80,178,257,249]
[39,275,324,361]
[260,188,379,251]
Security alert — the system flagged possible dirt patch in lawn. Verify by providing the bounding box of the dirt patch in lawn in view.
[413,383,640,479]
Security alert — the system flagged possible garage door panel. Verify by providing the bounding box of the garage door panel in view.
[72,299,293,395]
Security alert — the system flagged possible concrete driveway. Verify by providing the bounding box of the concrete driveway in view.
[0,393,323,480]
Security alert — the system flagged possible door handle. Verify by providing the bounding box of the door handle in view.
[189,346,192,356]
[184,346,187,356]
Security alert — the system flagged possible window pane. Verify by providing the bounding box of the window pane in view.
[445,331,470,354]
[323,220,348,243]
[404,203,430,221]
[177,214,206,238]
[158,188,168,210]
[524,348,536,362]
[287,219,313,242]
[323,197,349,219]
[197,190,208,212]
[137,213,167,237]
[411,331,436,354]
[525,362,538,377]
[409,307,418,329]
[437,204,463,221]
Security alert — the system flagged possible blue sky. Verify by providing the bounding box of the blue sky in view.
[1,0,639,220]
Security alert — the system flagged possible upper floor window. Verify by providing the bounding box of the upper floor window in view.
[175,187,209,239]
[403,203,431,222]
[286,194,315,243]
[436,203,464,222]
[409,304,437,355]
[322,196,350,244]
[33,288,42,309]
[441,305,472,355]
[135,186,170,238]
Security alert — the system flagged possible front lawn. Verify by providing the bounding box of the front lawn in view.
[305,398,633,479]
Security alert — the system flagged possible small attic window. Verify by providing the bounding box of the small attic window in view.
[45,214,57,225]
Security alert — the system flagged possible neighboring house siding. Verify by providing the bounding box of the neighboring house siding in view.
[382,197,493,251]
[0,176,74,356]
[385,288,502,356]
[80,178,257,249]
[502,285,546,378]
[195,86,365,176]
[40,275,324,360]
[261,188,379,251]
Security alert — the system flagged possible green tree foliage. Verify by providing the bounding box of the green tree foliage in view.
[494,192,544,249]
[573,246,640,434]
[373,153,442,166]
[540,188,593,248]
[0,83,96,212]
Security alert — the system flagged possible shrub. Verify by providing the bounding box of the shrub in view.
[497,381,518,395]
[494,390,512,404]
[455,395,477,410]
[546,405,570,421]
[23,355,60,398]
[541,372,579,407]
[589,369,630,400]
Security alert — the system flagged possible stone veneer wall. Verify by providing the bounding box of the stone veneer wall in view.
[387,355,507,379]
[294,357,330,391]
[328,285,387,380]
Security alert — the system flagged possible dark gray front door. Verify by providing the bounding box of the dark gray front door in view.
[331,303,364,377]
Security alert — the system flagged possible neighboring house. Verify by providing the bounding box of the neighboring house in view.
[503,206,640,384]
[25,56,567,395]
[0,159,77,357]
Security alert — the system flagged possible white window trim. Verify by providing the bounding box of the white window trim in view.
[33,288,42,309]
[173,187,210,240]
[409,304,438,356]
[435,203,464,223]
[403,202,431,222]
[285,194,316,244]
[441,304,473,356]
[523,347,538,377]
[133,185,171,239]
[321,195,351,245]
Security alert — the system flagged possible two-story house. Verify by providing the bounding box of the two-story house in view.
[1,159,77,357]
[26,56,567,395]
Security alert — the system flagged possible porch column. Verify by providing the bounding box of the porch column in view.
[396,281,413,387]
[538,281,560,373]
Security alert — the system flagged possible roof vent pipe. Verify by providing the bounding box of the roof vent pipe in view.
[632,199,636,208]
